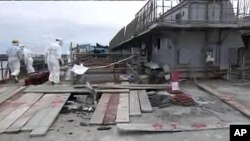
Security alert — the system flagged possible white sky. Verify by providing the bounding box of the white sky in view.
[0,1,146,54]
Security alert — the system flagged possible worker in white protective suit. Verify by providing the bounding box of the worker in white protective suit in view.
[6,40,23,82]
[20,44,35,73]
[45,38,64,85]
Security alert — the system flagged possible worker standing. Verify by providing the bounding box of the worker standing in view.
[20,44,35,73]
[6,40,23,82]
[45,38,64,85]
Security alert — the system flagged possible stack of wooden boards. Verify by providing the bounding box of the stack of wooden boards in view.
[0,86,70,136]
[24,84,169,94]
[89,90,153,125]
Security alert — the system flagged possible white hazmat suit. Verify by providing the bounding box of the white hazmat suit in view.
[22,47,35,73]
[45,41,62,84]
[6,45,23,78]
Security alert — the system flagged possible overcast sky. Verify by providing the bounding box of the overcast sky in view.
[0,1,146,54]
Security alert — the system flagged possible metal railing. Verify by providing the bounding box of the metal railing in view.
[134,0,250,32]
[135,0,180,33]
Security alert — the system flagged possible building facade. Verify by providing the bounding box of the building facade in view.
[110,0,250,77]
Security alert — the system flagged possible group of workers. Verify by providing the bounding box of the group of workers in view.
[6,38,63,84]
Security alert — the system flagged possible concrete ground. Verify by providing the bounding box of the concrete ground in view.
[202,79,250,108]
[1,80,250,141]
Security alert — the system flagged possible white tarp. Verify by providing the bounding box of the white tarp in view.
[71,64,88,75]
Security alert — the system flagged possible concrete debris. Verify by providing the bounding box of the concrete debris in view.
[171,94,195,106]
[67,119,74,122]
[139,75,149,83]
[64,95,95,116]
[147,91,157,96]
[83,106,94,112]
[149,69,166,84]
[119,74,131,81]
[149,89,195,107]
[80,122,89,126]
[144,62,160,69]
[64,101,82,112]
[149,94,172,108]
[164,74,171,81]
[97,126,111,130]
[76,111,92,119]
[163,64,170,73]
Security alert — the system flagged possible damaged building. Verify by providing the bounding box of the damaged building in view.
[109,0,250,78]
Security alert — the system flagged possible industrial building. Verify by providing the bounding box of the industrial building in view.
[110,0,250,77]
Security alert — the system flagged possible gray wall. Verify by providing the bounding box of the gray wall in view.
[220,30,244,69]
[151,32,176,69]
[163,0,237,23]
[150,29,244,71]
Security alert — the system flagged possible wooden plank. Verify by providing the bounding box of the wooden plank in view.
[24,89,130,93]
[138,90,153,113]
[196,83,250,118]
[30,93,70,136]
[21,108,50,132]
[0,93,43,133]
[0,92,32,121]
[121,82,129,85]
[0,87,17,97]
[74,83,170,89]
[0,92,21,112]
[6,94,55,133]
[97,86,165,90]
[117,123,182,132]
[103,94,120,125]
[0,86,25,105]
[98,89,129,93]
[89,94,112,125]
[129,91,141,116]
[117,122,237,132]
[24,85,129,93]
[21,94,68,132]
[116,93,129,123]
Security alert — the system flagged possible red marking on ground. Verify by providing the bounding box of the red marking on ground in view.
[217,120,227,127]
[103,94,120,125]
[51,99,65,107]
[220,95,234,101]
[9,102,25,107]
[191,123,207,129]
[152,123,163,130]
